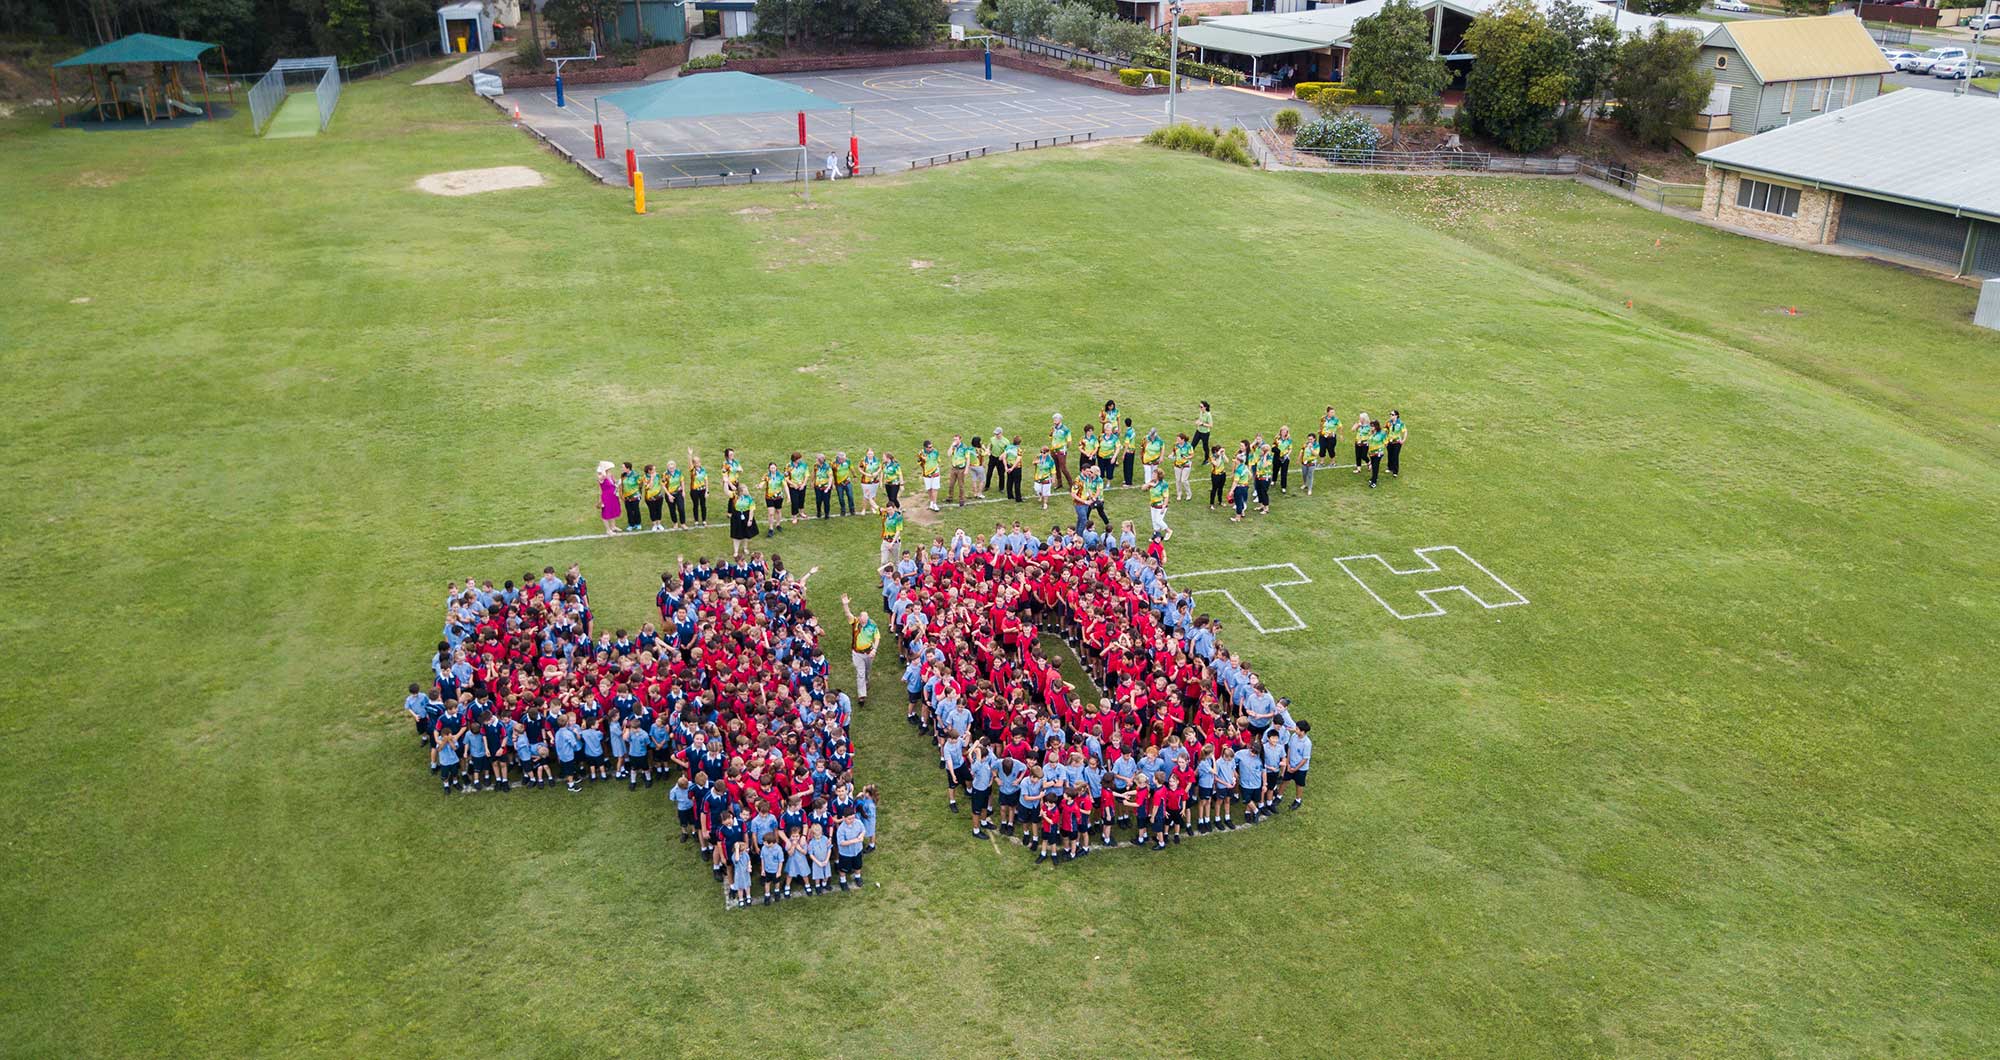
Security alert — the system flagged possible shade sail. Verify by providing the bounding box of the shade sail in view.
[600,71,848,122]
[56,33,216,67]
[1178,24,1320,58]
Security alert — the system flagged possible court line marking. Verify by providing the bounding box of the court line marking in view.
[1171,563,1312,635]
[1331,546,1528,621]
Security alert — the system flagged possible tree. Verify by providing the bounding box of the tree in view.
[1631,0,1702,13]
[1344,0,1449,145]
[1610,23,1713,147]
[994,0,1052,38]
[1460,0,1572,152]
[1550,0,1620,135]
[1048,1,1100,49]
[1094,17,1155,59]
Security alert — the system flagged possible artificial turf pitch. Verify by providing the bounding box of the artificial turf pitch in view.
[3,66,1997,1057]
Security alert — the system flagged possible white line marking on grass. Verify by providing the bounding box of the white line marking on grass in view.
[1171,562,1312,634]
[1331,546,1528,621]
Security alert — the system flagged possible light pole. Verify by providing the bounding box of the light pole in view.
[1167,0,1184,126]
[1960,29,1986,96]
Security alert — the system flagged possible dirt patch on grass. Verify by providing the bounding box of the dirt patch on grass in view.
[72,171,125,188]
[415,165,545,196]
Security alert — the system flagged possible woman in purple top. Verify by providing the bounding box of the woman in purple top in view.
[597,461,621,535]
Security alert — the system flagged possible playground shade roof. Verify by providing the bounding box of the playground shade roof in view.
[55,33,216,67]
[600,72,848,122]
[1177,24,1314,58]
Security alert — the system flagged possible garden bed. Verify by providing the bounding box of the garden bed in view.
[692,40,1164,94]
[497,41,689,87]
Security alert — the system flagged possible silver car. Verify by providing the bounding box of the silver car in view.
[1931,57,1990,79]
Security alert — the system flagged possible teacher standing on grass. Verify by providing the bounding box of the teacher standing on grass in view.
[843,595,880,705]
[597,461,621,536]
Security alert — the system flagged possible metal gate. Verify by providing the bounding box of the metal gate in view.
[1836,195,1970,271]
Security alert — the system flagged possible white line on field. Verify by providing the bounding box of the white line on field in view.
[1171,562,1312,634]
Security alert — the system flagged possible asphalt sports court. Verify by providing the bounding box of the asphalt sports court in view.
[506,65,1282,184]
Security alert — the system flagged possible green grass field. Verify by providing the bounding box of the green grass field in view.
[4,69,1998,1057]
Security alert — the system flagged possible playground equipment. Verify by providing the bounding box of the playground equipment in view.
[53,33,234,127]
[249,57,342,137]
[548,39,599,109]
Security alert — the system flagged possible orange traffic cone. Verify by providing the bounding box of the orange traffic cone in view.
[512,102,522,121]
[1625,299,1633,309]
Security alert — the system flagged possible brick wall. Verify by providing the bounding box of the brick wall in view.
[687,49,1165,94]
[1704,169,1839,243]
[506,41,690,86]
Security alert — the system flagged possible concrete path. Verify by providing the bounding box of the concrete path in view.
[415,48,513,86]
[642,37,721,81]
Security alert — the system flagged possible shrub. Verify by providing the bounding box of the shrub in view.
[1142,122,1255,166]
[683,53,726,70]
[1128,46,1241,86]
[1294,81,1339,103]
[1293,111,1381,154]
[1273,107,1301,133]
[1117,67,1175,87]
[1095,18,1157,58]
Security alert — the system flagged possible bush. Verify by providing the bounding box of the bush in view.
[1117,67,1175,87]
[1294,81,1340,103]
[1128,46,1242,86]
[1273,107,1301,133]
[1293,111,1381,154]
[1141,122,1255,166]
[1095,17,1157,58]
[682,53,726,70]
[1049,1,1102,48]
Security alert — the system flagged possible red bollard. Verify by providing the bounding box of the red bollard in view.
[593,124,606,160]
[625,148,636,187]
[850,135,859,170]
[797,111,806,147]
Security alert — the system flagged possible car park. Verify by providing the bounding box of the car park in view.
[1931,57,1990,78]
[1905,47,1967,73]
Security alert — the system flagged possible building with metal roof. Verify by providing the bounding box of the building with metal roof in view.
[1696,90,2000,278]
[1694,15,1891,145]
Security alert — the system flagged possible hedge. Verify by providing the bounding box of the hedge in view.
[1117,67,1176,87]
[683,53,725,71]
[1129,48,1242,87]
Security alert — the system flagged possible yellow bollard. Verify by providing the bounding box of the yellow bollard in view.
[633,170,646,214]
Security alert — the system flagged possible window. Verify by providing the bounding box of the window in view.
[1842,76,1854,107]
[1782,81,1795,114]
[1811,78,1829,111]
[1715,54,1728,69]
[1735,178,1801,218]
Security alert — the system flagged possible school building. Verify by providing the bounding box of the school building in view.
[1697,90,2000,279]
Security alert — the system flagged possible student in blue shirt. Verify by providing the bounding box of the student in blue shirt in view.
[759,834,787,905]
[784,831,809,899]
[402,683,431,744]
[941,730,968,813]
[749,809,780,845]
[995,755,1026,836]
[461,724,490,793]
[1213,745,1238,828]
[434,731,461,796]
[579,724,606,781]
[1234,744,1266,823]
[1016,766,1045,847]
[670,777,697,842]
[624,722,653,791]
[859,785,879,852]
[554,722,582,792]
[1195,747,1218,833]
[835,813,868,891]
[808,826,833,894]
[967,744,997,836]
[1260,729,1287,814]
[729,841,752,909]
[1284,721,1313,811]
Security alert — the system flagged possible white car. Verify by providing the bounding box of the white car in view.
[1712,0,1750,11]
[1905,47,1966,73]
[1932,57,1990,78]
[1965,13,2000,30]
[1880,48,1918,68]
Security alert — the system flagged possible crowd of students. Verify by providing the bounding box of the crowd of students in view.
[877,533,1314,863]
[402,558,878,907]
[590,400,1410,547]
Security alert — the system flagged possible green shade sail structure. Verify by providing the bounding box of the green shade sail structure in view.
[56,33,216,67]
[600,71,848,122]
[1177,24,1318,58]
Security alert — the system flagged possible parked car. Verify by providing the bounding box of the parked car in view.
[1712,0,1750,12]
[1880,48,1919,67]
[1905,47,1966,72]
[1932,57,1990,78]
[1965,12,2000,30]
